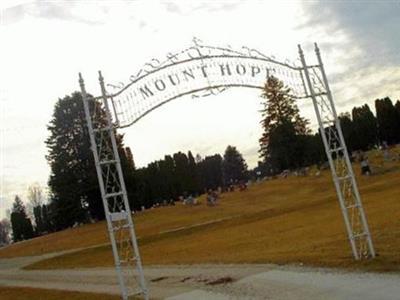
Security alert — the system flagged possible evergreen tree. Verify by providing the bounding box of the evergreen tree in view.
[187,151,199,194]
[125,147,136,170]
[395,100,400,118]
[173,152,189,196]
[222,145,248,184]
[352,104,378,150]
[302,133,325,166]
[134,168,148,210]
[118,142,137,212]
[395,100,400,141]
[195,154,202,164]
[142,162,160,206]
[0,219,11,246]
[10,196,34,242]
[267,121,300,171]
[375,97,399,145]
[197,154,223,191]
[41,204,52,233]
[46,92,133,228]
[259,76,310,171]
[159,155,176,200]
[339,112,355,152]
[46,92,95,229]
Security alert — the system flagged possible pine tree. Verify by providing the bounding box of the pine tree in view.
[395,100,400,142]
[173,152,189,197]
[10,196,34,242]
[0,219,11,246]
[302,133,325,167]
[187,151,199,194]
[352,104,378,150]
[375,97,399,145]
[125,147,136,170]
[395,100,400,117]
[46,92,95,229]
[46,92,133,230]
[118,142,137,212]
[222,145,248,184]
[133,168,147,210]
[267,121,300,171]
[161,155,177,200]
[142,162,160,206]
[41,204,52,233]
[339,112,355,152]
[46,92,132,228]
[259,76,310,171]
[197,154,223,191]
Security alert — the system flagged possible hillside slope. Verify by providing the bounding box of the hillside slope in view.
[1,149,399,272]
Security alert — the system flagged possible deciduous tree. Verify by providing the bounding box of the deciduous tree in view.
[27,183,45,235]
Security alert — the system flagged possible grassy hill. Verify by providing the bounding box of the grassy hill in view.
[1,148,399,272]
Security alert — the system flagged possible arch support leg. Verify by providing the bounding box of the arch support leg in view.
[298,44,375,260]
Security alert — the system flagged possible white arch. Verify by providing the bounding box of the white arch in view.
[103,54,307,128]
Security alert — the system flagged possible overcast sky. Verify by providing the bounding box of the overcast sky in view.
[1,0,399,218]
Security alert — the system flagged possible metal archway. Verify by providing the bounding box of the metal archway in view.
[79,40,375,300]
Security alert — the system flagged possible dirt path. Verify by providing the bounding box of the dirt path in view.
[0,254,399,299]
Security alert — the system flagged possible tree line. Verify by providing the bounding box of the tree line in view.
[4,81,399,244]
[2,184,52,244]
[134,145,248,210]
[257,76,400,176]
[6,92,248,241]
[339,98,400,153]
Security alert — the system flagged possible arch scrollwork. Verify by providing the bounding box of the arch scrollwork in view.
[104,39,307,128]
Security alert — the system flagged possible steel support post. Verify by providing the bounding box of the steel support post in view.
[298,44,375,260]
[98,71,148,298]
[79,73,149,299]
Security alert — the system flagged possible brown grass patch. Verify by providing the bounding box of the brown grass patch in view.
[0,286,120,300]
[4,149,400,273]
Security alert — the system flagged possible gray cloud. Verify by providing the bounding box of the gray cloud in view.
[161,1,242,16]
[1,3,26,24]
[138,20,147,29]
[300,2,400,66]
[192,1,243,13]
[298,2,400,114]
[2,1,106,25]
[163,2,181,14]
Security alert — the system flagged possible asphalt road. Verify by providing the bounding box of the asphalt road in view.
[0,254,399,299]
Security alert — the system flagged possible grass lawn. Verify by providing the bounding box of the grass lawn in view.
[1,148,400,273]
[0,286,120,300]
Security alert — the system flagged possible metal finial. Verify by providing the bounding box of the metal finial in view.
[298,44,304,57]
[314,42,320,54]
[98,70,104,82]
[193,36,202,47]
[78,72,84,86]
